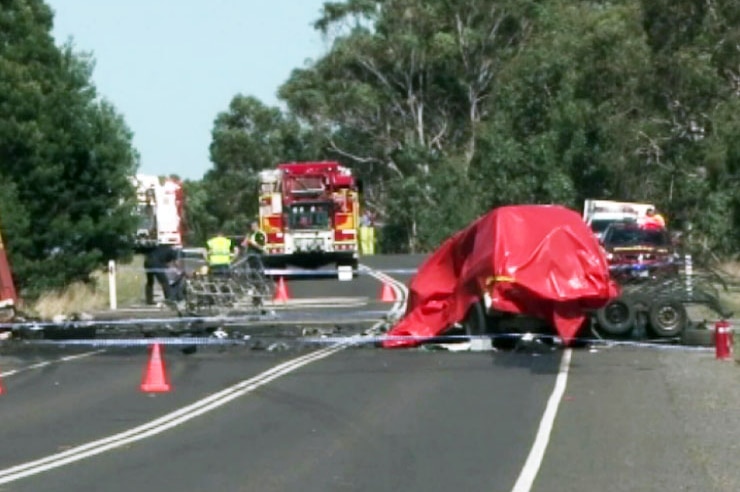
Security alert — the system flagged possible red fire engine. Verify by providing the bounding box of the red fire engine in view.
[257,161,360,269]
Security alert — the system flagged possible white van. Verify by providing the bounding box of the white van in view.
[583,199,655,240]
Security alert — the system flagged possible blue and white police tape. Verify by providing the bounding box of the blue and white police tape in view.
[10,332,715,352]
[0,309,403,332]
[608,261,677,272]
[113,265,419,276]
[298,332,715,352]
[0,313,275,330]
[20,337,249,347]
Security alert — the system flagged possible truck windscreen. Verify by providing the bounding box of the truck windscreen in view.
[288,203,331,230]
[605,227,670,247]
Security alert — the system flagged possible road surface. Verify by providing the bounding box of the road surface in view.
[0,254,738,491]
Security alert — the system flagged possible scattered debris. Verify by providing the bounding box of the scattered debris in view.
[513,334,557,354]
[212,328,228,339]
[181,345,197,355]
[266,342,290,352]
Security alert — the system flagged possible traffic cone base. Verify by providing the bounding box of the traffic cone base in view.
[380,282,396,302]
[274,277,290,302]
[141,343,171,393]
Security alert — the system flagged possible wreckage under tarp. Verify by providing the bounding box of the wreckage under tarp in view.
[383,205,619,348]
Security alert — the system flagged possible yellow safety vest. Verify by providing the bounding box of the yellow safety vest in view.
[359,226,375,255]
[207,236,232,266]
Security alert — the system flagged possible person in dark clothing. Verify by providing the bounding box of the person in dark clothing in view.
[166,262,186,302]
[241,221,266,255]
[144,244,179,305]
[241,221,267,272]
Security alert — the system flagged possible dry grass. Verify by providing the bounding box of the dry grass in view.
[714,261,740,316]
[94,255,147,308]
[25,256,740,321]
[28,255,148,319]
[29,282,108,319]
[714,261,740,278]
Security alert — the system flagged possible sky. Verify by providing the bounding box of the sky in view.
[47,0,330,180]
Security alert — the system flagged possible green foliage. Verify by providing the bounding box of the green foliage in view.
[202,0,740,258]
[181,179,217,247]
[0,0,138,297]
[381,159,482,253]
[203,95,325,237]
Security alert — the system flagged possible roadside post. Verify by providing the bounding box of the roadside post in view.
[684,254,693,301]
[108,260,117,310]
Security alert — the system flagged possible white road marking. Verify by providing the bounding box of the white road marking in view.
[511,348,573,492]
[1,351,104,378]
[0,343,349,484]
[0,265,409,485]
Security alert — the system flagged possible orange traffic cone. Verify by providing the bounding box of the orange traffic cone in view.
[380,281,396,302]
[141,343,171,393]
[273,277,290,302]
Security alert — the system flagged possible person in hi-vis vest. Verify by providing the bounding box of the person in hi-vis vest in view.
[359,211,375,255]
[241,221,267,271]
[206,231,233,276]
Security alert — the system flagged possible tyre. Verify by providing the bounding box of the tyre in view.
[648,300,687,338]
[462,301,488,338]
[595,298,636,337]
[680,326,714,347]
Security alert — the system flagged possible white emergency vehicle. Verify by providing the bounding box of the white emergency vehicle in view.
[582,199,655,240]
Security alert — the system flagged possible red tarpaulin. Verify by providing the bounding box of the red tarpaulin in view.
[383,205,618,348]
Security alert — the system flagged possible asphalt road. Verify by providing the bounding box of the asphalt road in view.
[0,254,737,491]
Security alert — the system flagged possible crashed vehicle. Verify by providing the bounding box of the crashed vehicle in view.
[594,223,727,341]
[383,205,618,348]
[600,222,678,282]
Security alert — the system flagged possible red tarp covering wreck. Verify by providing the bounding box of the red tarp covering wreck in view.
[383,205,618,348]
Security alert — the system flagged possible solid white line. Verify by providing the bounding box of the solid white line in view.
[359,265,408,312]
[511,348,573,492]
[0,343,349,484]
[0,266,409,485]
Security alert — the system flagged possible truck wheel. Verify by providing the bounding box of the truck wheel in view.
[595,298,636,337]
[462,301,487,338]
[648,300,687,338]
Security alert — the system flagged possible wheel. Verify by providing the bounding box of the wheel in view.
[648,300,687,338]
[595,298,636,337]
[462,301,487,338]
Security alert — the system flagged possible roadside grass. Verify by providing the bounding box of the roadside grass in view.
[24,256,740,321]
[28,255,147,319]
[714,261,740,316]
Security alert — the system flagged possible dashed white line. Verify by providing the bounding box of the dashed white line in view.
[1,350,104,378]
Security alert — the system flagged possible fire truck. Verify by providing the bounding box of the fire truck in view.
[132,174,185,251]
[257,161,361,270]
